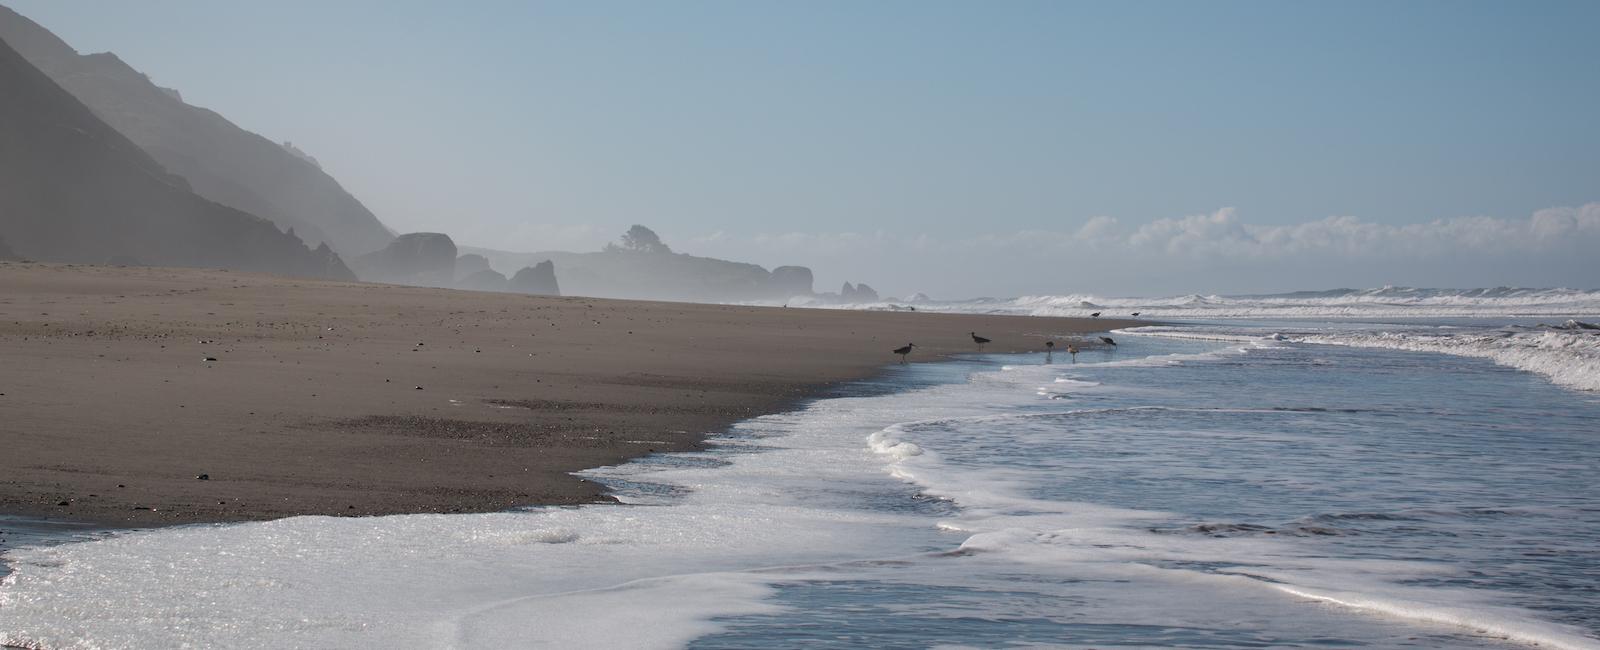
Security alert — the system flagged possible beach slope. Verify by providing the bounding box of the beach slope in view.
[0,262,1132,525]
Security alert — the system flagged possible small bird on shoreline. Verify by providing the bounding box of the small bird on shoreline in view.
[1131,312,1141,317]
[970,332,991,350]
[1091,312,1101,318]
[1045,340,1055,363]
[1067,344,1079,362]
[1100,336,1117,346]
[893,343,916,363]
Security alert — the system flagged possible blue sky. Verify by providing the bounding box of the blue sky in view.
[8,0,1598,296]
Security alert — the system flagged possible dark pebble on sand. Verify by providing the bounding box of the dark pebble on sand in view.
[57,501,70,506]
[415,386,423,390]
[196,474,209,481]
[204,357,218,362]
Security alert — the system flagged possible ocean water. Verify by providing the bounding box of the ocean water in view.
[791,286,1600,320]
[3,313,1599,648]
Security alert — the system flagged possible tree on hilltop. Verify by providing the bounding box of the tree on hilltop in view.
[612,224,670,254]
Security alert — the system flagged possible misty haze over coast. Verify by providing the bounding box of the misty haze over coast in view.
[2,2,1598,649]
[4,1,1595,299]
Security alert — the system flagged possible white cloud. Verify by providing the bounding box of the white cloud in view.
[675,203,1600,297]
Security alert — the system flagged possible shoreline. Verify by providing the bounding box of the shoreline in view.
[0,262,1138,529]
[0,516,112,581]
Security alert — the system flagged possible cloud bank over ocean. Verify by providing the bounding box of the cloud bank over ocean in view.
[684,203,1600,297]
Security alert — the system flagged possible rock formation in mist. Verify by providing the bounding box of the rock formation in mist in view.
[350,233,457,286]
[458,269,509,292]
[462,227,817,303]
[840,282,880,303]
[509,261,561,296]
[0,5,396,258]
[455,254,492,281]
[770,266,815,297]
[0,35,354,280]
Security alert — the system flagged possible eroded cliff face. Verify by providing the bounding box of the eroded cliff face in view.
[0,4,396,258]
[461,246,821,303]
[839,282,880,303]
[459,269,510,292]
[509,261,561,296]
[455,254,493,281]
[351,233,458,287]
[769,266,815,298]
[0,34,354,280]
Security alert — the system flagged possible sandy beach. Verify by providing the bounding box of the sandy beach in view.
[0,262,1132,527]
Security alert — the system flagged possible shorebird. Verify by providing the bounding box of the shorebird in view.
[1099,336,1117,346]
[893,343,916,363]
[970,332,991,350]
[1045,340,1055,363]
[1090,312,1101,318]
[1131,312,1141,317]
[1067,344,1079,363]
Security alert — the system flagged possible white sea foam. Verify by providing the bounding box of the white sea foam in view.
[1122,323,1600,392]
[1294,328,1600,392]
[0,421,887,646]
[3,338,1593,648]
[861,366,1600,649]
[1267,583,1600,650]
[1071,344,1255,367]
[784,286,1600,319]
[0,370,1043,649]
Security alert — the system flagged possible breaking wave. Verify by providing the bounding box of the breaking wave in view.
[794,286,1600,319]
[1125,321,1600,392]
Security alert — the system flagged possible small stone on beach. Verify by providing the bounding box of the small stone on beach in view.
[196,474,209,480]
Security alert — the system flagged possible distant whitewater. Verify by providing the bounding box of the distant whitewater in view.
[795,286,1600,319]
[1117,319,1600,393]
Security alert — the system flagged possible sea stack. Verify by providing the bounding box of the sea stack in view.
[510,260,561,296]
[768,265,814,299]
[458,269,509,292]
[351,233,457,286]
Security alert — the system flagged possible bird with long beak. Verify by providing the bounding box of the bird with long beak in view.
[893,343,916,363]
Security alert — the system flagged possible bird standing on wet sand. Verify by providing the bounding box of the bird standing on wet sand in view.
[893,343,916,363]
[1067,344,1079,362]
[1100,336,1117,346]
[1131,312,1141,317]
[970,332,991,350]
[1045,340,1055,363]
[1091,312,1102,318]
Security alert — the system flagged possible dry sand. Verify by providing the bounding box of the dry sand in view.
[0,262,1134,526]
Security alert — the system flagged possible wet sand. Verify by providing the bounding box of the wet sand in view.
[0,262,1135,526]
